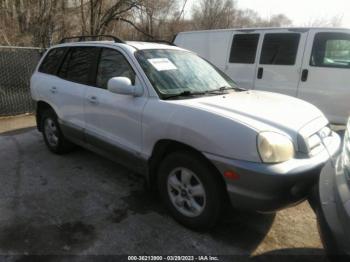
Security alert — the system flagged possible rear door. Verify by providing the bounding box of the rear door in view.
[34,47,67,113]
[55,46,100,140]
[224,32,261,89]
[254,30,308,96]
[297,30,350,124]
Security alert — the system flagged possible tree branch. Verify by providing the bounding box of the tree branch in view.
[98,3,137,34]
[176,0,188,22]
[114,17,154,39]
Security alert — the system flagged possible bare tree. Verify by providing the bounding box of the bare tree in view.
[191,0,292,30]
[0,0,295,47]
[252,14,292,27]
[304,15,343,27]
[267,14,292,27]
[166,0,192,39]
[78,0,139,35]
[234,9,262,28]
[192,0,237,30]
[7,0,61,47]
[0,0,76,47]
[128,0,182,39]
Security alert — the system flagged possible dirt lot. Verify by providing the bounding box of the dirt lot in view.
[0,115,329,261]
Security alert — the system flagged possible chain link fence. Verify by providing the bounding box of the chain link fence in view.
[0,46,42,116]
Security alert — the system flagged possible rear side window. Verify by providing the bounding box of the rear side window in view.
[229,34,259,64]
[58,47,99,85]
[96,48,135,89]
[39,48,66,75]
[311,32,350,68]
[260,33,300,65]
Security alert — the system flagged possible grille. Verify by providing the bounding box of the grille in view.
[305,126,332,156]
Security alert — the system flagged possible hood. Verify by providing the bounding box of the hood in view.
[176,90,327,137]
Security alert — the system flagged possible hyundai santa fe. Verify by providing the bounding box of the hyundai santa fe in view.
[30,35,341,229]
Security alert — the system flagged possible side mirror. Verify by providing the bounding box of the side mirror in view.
[107,77,143,97]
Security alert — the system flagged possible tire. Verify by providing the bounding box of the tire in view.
[157,151,224,230]
[309,181,347,260]
[316,207,345,261]
[41,109,75,154]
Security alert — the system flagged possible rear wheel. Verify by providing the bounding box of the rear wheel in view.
[41,109,75,154]
[158,151,224,229]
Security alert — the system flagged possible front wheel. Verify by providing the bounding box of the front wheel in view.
[158,151,224,230]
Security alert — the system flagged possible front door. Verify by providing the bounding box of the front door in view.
[297,30,350,124]
[254,30,308,96]
[84,47,147,169]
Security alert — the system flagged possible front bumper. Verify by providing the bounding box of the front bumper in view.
[204,131,341,212]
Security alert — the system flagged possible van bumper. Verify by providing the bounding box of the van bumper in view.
[204,131,341,212]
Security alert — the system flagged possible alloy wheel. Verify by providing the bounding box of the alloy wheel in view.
[167,167,206,217]
[44,118,59,147]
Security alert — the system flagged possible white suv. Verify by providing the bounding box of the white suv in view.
[31,36,341,229]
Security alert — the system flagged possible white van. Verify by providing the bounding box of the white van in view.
[174,28,350,125]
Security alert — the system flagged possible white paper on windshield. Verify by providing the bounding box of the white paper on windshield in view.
[148,58,177,71]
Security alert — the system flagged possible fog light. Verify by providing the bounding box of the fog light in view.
[224,170,240,180]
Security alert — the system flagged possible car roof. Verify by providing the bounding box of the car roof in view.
[125,41,180,50]
[50,40,184,52]
[177,26,350,34]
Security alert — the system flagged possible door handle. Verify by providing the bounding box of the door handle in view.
[257,67,264,79]
[301,69,309,82]
[88,96,98,104]
[50,86,57,94]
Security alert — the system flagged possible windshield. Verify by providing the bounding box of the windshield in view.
[135,49,237,98]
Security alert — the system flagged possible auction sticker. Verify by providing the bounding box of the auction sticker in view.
[148,58,177,71]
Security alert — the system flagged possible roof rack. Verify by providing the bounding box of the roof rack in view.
[143,39,176,46]
[59,35,125,44]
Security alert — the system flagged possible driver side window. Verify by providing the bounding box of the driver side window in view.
[311,32,350,68]
[96,48,136,89]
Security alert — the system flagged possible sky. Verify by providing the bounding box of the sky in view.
[185,0,350,28]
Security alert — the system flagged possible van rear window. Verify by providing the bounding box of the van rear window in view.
[229,34,259,64]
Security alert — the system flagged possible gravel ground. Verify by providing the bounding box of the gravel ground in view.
[0,115,330,261]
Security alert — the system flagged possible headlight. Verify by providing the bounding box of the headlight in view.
[257,132,294,163]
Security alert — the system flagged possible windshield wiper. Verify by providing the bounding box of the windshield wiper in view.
[163,86,246,100]
[208,86,247,93]
[163,91,206,100]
